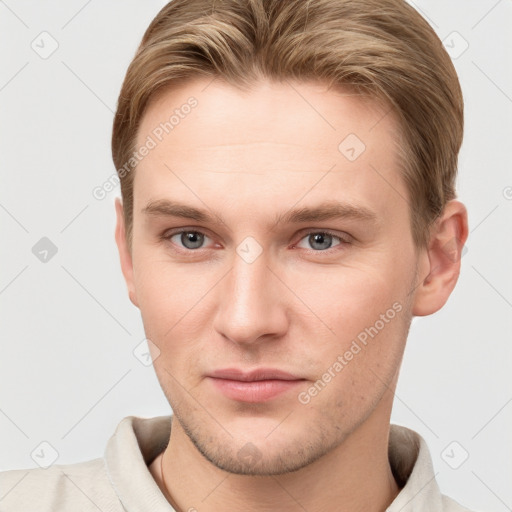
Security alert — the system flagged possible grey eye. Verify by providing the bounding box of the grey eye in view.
[176,231,205,249]
[296,232,342,251]
[308,233,334,250]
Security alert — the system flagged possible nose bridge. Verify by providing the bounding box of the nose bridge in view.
[231,250,269,305]
[213,244,287,344]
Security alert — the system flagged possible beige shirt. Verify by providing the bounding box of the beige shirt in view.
[0,415,476,511]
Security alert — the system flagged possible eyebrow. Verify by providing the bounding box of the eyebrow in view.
[142,199,379,228]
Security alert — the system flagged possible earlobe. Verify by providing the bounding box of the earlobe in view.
[114,197,139,309]
[411,200,468,316]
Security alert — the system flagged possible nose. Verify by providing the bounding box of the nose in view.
[213,246,289,347]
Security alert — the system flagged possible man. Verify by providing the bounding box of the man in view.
[0,0,476,510]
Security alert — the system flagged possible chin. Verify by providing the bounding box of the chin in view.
[177,408,346,476]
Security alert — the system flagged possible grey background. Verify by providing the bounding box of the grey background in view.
[0,0,511,510]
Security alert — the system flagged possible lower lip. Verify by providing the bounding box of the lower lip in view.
[208,377,304,403]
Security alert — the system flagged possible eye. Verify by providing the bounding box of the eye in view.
[164,230,212,250]
[295,231,349,251]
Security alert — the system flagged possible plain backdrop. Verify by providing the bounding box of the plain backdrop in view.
[0,1,511,510]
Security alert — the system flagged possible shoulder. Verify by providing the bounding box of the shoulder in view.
[0,457,122,511]
[388,424,481,512]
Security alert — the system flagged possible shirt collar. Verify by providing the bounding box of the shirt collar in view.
[387,424,444,511]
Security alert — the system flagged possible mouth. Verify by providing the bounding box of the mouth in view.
[206,368,306,403]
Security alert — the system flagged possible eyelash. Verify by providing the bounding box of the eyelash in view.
[160,228,352,254]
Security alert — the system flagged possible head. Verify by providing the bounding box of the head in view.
[113,0,468,475]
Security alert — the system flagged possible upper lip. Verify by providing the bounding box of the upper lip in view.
[209,368,303,382]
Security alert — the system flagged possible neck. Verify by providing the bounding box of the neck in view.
[151,391,400,512]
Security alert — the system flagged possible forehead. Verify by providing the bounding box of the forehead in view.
[133,77,407,226]
[137,77,396,153]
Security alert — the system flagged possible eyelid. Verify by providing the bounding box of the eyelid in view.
[293,229,353,251]
[162,226,212,237]
[295,227,353,241]
[160,227,217,251]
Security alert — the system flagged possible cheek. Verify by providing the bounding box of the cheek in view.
[133,248,213,324]
[290,257,410,342]
[131,257,210,372]
[290,254,412,388]
[300,303,408,425]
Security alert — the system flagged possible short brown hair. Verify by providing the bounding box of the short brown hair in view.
[112,0,463,250]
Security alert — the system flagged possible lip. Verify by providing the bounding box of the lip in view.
[210,368,301,382]
[207,368,305,403]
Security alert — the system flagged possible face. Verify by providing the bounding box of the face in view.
[121,77,420,475]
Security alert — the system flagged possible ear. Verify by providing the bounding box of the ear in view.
[114,197,139,308]
[412,200,468,316]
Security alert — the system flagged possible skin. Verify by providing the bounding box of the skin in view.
[115,77,468,512]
